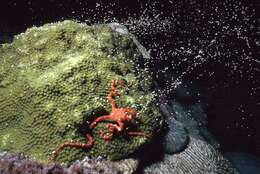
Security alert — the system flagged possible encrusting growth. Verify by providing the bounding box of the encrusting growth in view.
[53,80,150,160]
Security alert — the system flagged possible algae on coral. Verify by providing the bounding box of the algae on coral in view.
[0,20,163,164]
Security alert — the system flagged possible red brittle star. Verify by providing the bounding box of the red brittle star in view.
[52,79,149,160]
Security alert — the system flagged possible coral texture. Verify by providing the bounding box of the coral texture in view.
[146,94,239,174]
[144,137,239,174]
[0,20,163,164]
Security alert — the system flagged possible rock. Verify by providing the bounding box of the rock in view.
[159,94,219,148]
[80,157,139,174]
[0,20,164,164]
[224,152,260,174]
[0,152,139,174]
[163,118,189,154]
[144,137,239,174]
[170,101,220,149]
[154,95,237,173]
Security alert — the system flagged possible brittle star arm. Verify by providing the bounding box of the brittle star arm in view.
[107,79,126,110]
[52,133,93,160]
[127,131,151,138]
[89,115,114,129]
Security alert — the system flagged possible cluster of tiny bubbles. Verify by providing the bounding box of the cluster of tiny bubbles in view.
[81,1,256,94]
[76,1,256,119]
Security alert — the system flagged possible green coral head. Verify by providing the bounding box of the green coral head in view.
[0,20,163,164]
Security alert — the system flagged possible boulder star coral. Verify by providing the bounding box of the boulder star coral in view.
[0,20,163,164]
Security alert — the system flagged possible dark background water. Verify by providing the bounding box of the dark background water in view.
[0,0,259,157]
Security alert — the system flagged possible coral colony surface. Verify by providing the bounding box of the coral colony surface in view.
[0,20,163,164]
